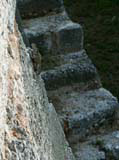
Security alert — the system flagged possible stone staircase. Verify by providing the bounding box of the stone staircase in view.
[17,0,119,159]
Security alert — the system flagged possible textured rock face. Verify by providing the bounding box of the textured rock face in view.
[0,0,74,159]
[17,0,64,18]
[41,50,100,90]
[0,0,16,158]
[23,12,83,55]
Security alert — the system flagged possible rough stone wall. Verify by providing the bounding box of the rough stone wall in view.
[0,0,74,159]
[0,0,16,158]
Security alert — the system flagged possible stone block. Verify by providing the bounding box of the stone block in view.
[17,0,64,18]
[95,131,119,160]
[75,144,105,160]
[41,51,100,90]
[48,88,118,142]
[53,23,83,54]
[23,13,83,55]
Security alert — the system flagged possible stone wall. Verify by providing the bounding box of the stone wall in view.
[0,0,16,158]
[0,0,74,159]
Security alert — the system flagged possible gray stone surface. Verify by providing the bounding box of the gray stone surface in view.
[23,12,83,55]
[41,50,100,90]
[17,0,64,18]
[53,22,83,54]
[72,130,119,160]
[74,144,105,160]
[76,130,119,160]
[92,131,119,160]
[48,87,118,142]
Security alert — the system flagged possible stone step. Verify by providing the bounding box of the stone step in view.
[17,0,64,19]
[23,12,83,55]
[47,87,118,143]
[73,130,119,160]
[41,50,101,90]
[73,143,106,160]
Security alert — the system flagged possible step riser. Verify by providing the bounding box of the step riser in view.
[67,107,116,144]
[41,64,100,90]
[52,25,83,55]
[17,0,64,19]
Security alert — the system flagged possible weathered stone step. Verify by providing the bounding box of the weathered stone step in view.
[73,142,106,160]
[41,50,100,90]
[17,0,64,19]
[42,49,89,70]
[23,12,83,55]
[47,87,118,143]
[73,130,119,160]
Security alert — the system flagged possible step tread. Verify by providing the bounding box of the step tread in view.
[74,143,105,160]
[48,87,118,139]
[42,50,92,70]
[17,0,64,19]
[41,50,100,90]
[74,130,119,160]
[23,12,79,36]
[23,12,83,55]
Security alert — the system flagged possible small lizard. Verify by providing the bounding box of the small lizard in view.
[31,43,42,73]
